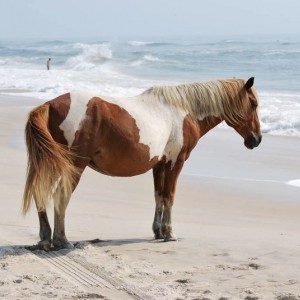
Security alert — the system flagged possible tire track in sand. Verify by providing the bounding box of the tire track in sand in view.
[37,251,113,288]
[32,249,153,300]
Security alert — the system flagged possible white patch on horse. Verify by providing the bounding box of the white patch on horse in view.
[59,91,93,147]
[100,93,187,167]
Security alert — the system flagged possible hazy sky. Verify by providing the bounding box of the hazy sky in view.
[0,0,299,40]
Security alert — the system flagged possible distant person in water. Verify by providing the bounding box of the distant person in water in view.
[47,58,51,70]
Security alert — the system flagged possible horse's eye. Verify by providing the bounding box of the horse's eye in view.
[250,98,258,110]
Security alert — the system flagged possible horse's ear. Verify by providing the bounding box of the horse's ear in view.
[245,77,254,90]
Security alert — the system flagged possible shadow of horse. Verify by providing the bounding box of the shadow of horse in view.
[0,237,170,257]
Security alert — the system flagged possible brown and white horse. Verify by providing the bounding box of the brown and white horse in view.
[23,77,261,251]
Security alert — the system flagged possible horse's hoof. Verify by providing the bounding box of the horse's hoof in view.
[38,240,52,252]
[164,233,177,242]
[154,231,164,240]
[53,240,74,250]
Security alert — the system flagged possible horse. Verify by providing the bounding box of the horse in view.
[23,77,262,251]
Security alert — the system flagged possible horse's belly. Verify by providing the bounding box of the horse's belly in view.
[89,145,159,177]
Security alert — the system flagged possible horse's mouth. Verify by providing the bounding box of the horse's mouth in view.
[244,134,262,149]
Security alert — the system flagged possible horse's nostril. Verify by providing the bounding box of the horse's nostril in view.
[244,134,261,149]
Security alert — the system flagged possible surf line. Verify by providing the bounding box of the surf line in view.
[183,173,300,187]
[286,179,300,188]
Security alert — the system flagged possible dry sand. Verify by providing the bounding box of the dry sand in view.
[0,94,300,300]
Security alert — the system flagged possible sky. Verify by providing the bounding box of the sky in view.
[0,0,299,40]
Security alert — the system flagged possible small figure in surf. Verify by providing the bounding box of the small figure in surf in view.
[47,58,51,70]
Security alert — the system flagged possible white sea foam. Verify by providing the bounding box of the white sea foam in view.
[66,43,113,70]
[259,92,300,137]
[128,40,151,46]
[143,55,162,62]
[131,55,163,66]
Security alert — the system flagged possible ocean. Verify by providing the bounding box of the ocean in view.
[0,35,300,137]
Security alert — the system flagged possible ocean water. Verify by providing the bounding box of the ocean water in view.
[0,35,300,137]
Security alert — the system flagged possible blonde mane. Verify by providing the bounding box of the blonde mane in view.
[142,79,254,123]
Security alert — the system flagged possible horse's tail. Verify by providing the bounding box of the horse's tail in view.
[23,104,78,215]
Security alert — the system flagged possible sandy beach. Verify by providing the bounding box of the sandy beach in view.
[0,93,300,300]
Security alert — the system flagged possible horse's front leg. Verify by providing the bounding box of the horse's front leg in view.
[161,158,185,242]
[152,163,165,239]
[153,192,164,239]
[161,199,176,241]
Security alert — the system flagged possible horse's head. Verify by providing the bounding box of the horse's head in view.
[224,77,262,149]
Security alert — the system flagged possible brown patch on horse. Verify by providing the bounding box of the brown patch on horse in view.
[74,97,159,176]
[182,114,222,157]
[47,93,72,145]
[181,114,201,152]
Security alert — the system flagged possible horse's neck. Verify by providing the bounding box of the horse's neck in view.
[197,116,223,138]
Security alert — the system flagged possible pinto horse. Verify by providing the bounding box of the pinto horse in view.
[23,77,261,251]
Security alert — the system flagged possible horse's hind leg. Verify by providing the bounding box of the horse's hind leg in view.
[152,163,165,239]
[53,190,74,250]
[36,200,52,251]
[33,194,52,251]
[52,159,88,250]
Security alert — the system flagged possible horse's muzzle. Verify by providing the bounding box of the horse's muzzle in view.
[244,134,262,149]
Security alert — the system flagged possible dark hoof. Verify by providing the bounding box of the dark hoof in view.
[53,240,74,250]
[38,240,52,252]
[164,233,177,242]
[154,231,164,240]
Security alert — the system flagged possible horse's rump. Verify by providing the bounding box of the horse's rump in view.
[23,104,78,214]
